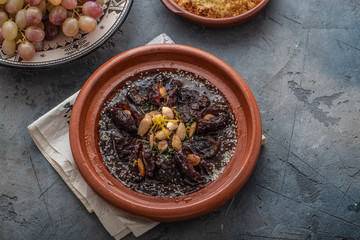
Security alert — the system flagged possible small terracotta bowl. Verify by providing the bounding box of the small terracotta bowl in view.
[69,44,262,222]
[160,0,270,28]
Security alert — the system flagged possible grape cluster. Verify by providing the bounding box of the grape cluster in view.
[0,0,104,60]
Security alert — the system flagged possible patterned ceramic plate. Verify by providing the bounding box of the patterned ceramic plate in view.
[0,0,133,68]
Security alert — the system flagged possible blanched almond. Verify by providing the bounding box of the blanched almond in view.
[187,154,200,166]
[203,114,215,120]
[162,106,174,119]
[176,122,186,141]
[124,110,131,115]
[155,129,171,140]
[144,113,152,119]
[157,140,168,152]
[149,110,161,117]
[172,134,182,151]
[138,116,152,137]
[189,122,196,137]
[167,121,178,131]
[137,158,145,177]
[144,113,154,124]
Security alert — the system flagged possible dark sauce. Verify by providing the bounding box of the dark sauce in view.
[98,69,237,197]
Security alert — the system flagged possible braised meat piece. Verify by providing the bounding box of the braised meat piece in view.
[177,89,210,122]
[185,135,221,159]
[197,108,229,133]
[115,101,144,125]
[108,108,137,132]
[127,74,162,106]
[166,79,183,107]
[109,126,133,159]
[174,150,204,184]
[142,144,155,178]
[155,155,182,183]
[177,89,210,109]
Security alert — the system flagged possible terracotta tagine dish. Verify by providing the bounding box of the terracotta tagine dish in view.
[69,44,262,222]
[160,0,270,28]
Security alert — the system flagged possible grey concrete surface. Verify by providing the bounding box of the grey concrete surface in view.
[1,0,359,239]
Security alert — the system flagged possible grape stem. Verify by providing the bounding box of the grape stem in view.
[73,9,81,18]
[19,29,27,43]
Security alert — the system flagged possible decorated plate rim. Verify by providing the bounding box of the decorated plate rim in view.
[0,0,133,68]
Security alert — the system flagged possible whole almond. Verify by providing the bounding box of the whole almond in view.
[187,153,200,166]
[167,121,178,131]
[137,158,145,177]
[189,122,197,137]
[203,114,215,120]
[159,86,167,98]
[138,116,152,136]
[157,140,168,152]
[176,122,186,141]
[162,106,174,119]
[172,134,182,151]
[155,129,172,140]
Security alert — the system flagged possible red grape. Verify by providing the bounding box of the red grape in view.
[2,20,18,40]
[2,39,16,55]
[18,41,35,60]
[61,0,77,10]
[25,25,45,42]
[5,0,24,14]
[38,0,47,13]
[15,9,29,29]
[32,40,44,52]
[25,0,42,6]
[44,20,59,40]
[62,17,79,36]
[26,6,42,25]
[0,10,9,26]
[48,0,61,6]
[49,6,67,25]
[82,1,103,19]
[0,28,5,44]
[78,15,96,32]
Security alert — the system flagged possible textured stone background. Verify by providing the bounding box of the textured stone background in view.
[1,0,359,239]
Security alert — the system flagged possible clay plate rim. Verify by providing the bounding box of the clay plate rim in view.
[69,44,262,222]
[160,0,270,28]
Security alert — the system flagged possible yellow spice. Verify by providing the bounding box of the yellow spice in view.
[174,0,262,18]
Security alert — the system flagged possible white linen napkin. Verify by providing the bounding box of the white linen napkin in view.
[28,33,266,239]
[27,33,174,239]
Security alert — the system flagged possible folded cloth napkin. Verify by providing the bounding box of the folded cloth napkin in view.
[28,33,266,239]
[27,33,175,239]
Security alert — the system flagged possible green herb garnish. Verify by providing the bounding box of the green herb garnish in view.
[161,153,171,163]
[168,147,175,154]
[186,117,195,128]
